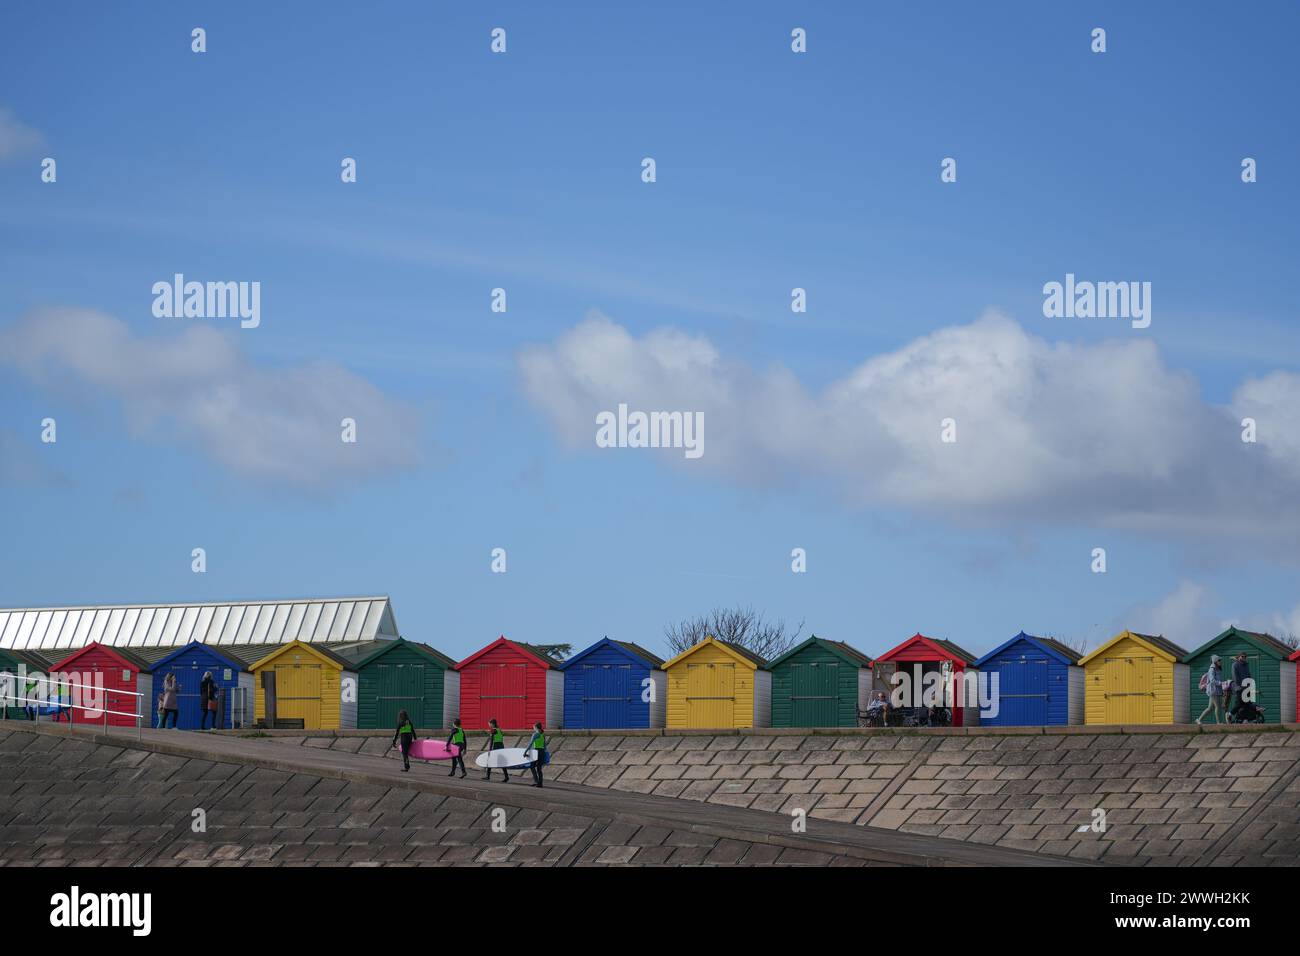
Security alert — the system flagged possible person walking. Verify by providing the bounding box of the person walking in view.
[482,718,509,782]
[199,671,219,730]
[446,718,468,778]
[392,709,416,772]
[1229,652,1252,722]
[526,721,548,788]
[160,673,180,729]
[1196,655,1225,725]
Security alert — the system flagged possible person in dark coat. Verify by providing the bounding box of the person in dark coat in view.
[199,671,219,730]
[1229,652,1252,721]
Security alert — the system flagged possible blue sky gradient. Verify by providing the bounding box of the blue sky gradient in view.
[2,3,1298,659]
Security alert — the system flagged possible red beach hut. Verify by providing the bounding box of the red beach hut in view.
[456,636,563,730]
[48,642,154,727]
[874,633,981,727]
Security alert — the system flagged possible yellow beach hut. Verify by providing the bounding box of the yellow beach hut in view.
[246,640,358,730]
[1079,631,1190,725]
[664,637,770,729]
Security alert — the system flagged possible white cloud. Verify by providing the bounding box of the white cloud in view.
[519,311,1300,538]
[1235,603,1300,644]
[0,107,44,162]
[1120,581,1219,651]
[1,308,421,492]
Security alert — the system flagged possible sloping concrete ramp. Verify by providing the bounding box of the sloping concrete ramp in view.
[0,724,1081,867]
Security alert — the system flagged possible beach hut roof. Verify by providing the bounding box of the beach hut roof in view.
[767,635,874,670]
[661,635,768,670]
[50,642,154,672]
[1181,627,1296,663]
[456,636,560,670]
[975,631,1083,668]
[332,637,458,670]
[877,633,978,665]
[145,640,249,673]
[1078,630,1188,666]
[558,637,665,670]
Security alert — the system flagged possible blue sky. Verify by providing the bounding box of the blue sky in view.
[2,2,1299,660]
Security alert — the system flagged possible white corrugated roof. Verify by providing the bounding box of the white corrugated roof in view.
[0,596,399,652]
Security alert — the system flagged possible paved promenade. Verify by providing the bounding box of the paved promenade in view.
[0,723,1083,867]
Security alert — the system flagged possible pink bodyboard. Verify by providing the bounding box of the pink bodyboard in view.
[404,739,460,761]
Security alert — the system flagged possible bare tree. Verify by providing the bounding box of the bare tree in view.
[664,606,804,661]
[1271,631,1300,651]
[1043,632,1090,656]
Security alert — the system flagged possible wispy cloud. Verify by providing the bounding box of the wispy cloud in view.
[0,106,44,162]
[1,308,422,493]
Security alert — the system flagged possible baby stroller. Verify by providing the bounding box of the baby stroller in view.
[1229,697,1267,724]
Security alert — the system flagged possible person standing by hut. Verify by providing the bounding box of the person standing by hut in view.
[526,721,548,788]
[392,709,416,772]
[445,717,468,778]
[199,671,219,730]
[482,717,509,782]
[160,673,180,729]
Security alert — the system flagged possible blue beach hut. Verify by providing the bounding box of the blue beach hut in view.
[973,632,1084,726]
[145,641,255,729]
[558,637,666,729]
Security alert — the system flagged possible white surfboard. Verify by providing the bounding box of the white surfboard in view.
[474,747,536,769]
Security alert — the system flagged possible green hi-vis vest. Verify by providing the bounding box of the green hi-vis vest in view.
[452,728,466,744]
[399,721,413,735]
[491,728,504,745]
[533,733,546,750]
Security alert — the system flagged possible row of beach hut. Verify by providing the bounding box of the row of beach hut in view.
[3,627,1296,730]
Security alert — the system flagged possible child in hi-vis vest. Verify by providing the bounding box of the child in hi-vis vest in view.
[527,722,548,788]
[446,718,467,778]
[392,709,416,771]
[483,718,508,782]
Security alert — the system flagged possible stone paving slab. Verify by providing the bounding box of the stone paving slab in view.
[0,724,1080,867]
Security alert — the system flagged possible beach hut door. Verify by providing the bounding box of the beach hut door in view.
[1105,656,1153,723]
[686,662,735,727]
[791,662,837,726]
[1001,659,1049,724]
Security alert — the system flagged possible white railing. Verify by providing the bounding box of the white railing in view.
[0,673,143,739]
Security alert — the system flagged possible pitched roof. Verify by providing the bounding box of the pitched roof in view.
[241,640,359,671]
[767,636,874,670]
[0,597,400,653]
[142,641,250,673]
[558,637,665,670]
[1182,627,1296,663]
[332,638,457,670]
[456,636,559,670]
[1078,630,1188,666]
[613,640,665,668]
[49,642,154,672]
[974,632,1083,668]
[877,633,978,665]
[661,636,768,670]
[0,648,54,670]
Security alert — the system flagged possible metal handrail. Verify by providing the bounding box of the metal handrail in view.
[0,673,143,739]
